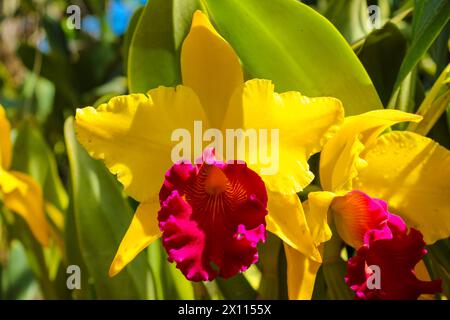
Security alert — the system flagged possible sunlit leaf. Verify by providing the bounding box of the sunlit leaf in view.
[64,117,149,299]
[128,0,200,93]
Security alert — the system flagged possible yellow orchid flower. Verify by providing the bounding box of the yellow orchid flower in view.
[0,105,51,246]
[286,109,450,299]
[75,11,344,278]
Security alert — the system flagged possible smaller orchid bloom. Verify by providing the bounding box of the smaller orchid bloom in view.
[0,105,50,246]
[158,149,267,281]
[333,191,442,300]
[285,109,450,299]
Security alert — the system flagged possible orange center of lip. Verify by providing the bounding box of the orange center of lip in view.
[204,165,228,195]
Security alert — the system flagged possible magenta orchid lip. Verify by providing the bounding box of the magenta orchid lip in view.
[158,149,268,281]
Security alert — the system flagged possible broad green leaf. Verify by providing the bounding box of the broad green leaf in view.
[123,6,144,75]
[64,117,148,299]
[128,0,200,93]
[12,121,68,212]
[357,23,407,106]
[64,190,93,299]
[393,0,450,91]
[204,0,382,114]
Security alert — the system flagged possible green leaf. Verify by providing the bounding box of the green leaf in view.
[393,0,450,91]
[322,222,353,300]
[1,241,40,300]
[64,117,149,299]
[407,63,450,135]
[204,0,382,115]
[64,190,93,299]
[147,241,193,299]
[123,7,144,75]
[357,23,407,105]
[430,22,450,78]
[128,0,200,93]
[2,212,64,299]
[257,233,283,299]
[34,77,55,124]
[215,273,257,300]
[324,0,370,44]
[427,239,450,297]
[12,120,68,211]
[322,260,354,300]
[311,267,328,299]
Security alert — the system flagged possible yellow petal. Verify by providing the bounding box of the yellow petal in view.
[75,88,208,202]
[354,131,450,244]
[329,136,367,193]
[0,105,12,169]
[320,109,422,192]
[181,11,244,128]
[266,191,321,262]
[284,243,321,300]
[0,171,50,246]
[224,79,344,194]
[304,191,335,247]
[109,201,161,277]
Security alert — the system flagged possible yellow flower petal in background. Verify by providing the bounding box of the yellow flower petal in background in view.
[304,191,335,247]
[328,136,367,193]
[0,168,25,194]
[0,106,12,169]
[355,131,450,244]
[75,88,208,203]
[266,191,321,262]
[181,11,244,128]
[284,243,321,300]
[0,171,50,247]
[320,109,422,191]
[224,79,344,194]
[109,202,161,277]
[282,192,335,300]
